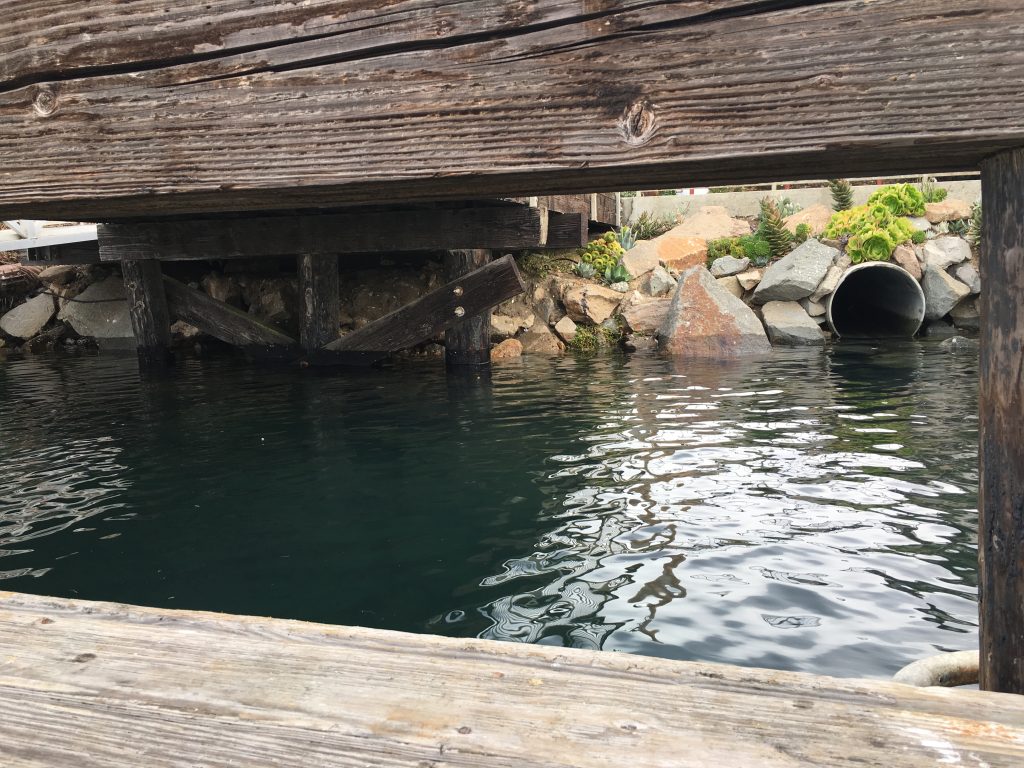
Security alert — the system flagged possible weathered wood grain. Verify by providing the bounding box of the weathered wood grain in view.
[119,259,171,362]
[162,275,299,356]
[96,207,542,261]
[545,211,588,249]
[321,253,523,357]
[444,249,492,367]
[298,253,340,352]
[978,146,1024,695]
[1,1,1022,220]
[1,590,1023,768]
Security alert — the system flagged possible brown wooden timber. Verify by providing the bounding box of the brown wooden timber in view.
[320,253,523,359]
[2,591,1024,767]
[444,249,491,367]
[297,253,339,352]
[96,208,542,261]
[1,2,1023,221]
[978,147,1024,695]
[19,242,100,266]
[545,211,588,249]
[119,259,171,362]
[162,275,298,356]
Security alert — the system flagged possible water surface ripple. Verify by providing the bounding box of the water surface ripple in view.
[0,344,978,678]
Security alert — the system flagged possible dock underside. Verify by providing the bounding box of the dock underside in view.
[1,591,1023,767]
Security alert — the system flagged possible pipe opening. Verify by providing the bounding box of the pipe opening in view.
[827,262,925,338]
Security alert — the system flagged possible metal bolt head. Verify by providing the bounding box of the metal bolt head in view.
[454,306,466,318]
[452,286,464,297]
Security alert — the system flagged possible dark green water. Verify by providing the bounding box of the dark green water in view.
[0,344,979,678]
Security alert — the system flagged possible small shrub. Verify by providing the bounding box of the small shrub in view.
[602,261,631,285]
[947,218,969,238]
[630,208,684,240]
[776,197,802,218]
[568,324,621,353]
[757,197,793,260]
[968,203,983,249]
[707,234,772,267]
[573,262,597,279]
[921,177,948,204]
[910,230,927,245]
[866,183,926,217]
[828,179,854,211]
[794,223,811,244]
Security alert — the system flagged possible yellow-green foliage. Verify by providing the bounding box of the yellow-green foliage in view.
[824,203,920,264]
[567,324,621,353]
[579,231,625,273]
[866,183,926,217]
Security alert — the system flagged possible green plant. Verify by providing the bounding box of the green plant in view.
[775,197,801,218]
[921,177,948,204]
[658,189,677,196]
[615,226,637,251]
[828,179,854,211]
[794,222,811,244]
[867,183,926,217]
[824,201,922,263]
[947,218,970,238]
[620,191,638,198]
[603,261,631,285]
[573,261,597,279]
[579,231,625,273]
[630,208,685,240]
[968,203,983,249]
[707,234,772,267]
[910,229,927,245]
[847,227,895,264]
[567,323,621,353]
[757,197,793,260]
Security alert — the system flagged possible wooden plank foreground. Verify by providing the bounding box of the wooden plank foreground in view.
[1,592,1023,767]
[1,1,1023,220]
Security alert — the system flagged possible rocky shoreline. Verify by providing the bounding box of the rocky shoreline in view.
[0,194,981,362]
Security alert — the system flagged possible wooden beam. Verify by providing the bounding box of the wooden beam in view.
[1,2,1023,221]
[120,259,171,363]
[297,253,339,352]
[317,253,523,362]
[978,146,1024,695]
[3,591,1024,767]
[444,249,491,367]
[20,242,100,266]
[544,212,587,249]
[95,208,542,261]
[162,275,298,356]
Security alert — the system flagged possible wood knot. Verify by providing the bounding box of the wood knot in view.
[619,98,656,147]
[32,86,58,117]
[72,653,96,663]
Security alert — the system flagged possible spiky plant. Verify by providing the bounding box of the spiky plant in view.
[757,197,793,260]
[968,203,983,250]
[828,179,854,212]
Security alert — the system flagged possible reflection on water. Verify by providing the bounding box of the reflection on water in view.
[0,343,978,678]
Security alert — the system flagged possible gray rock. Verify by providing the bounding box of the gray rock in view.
[800,297,826,318]
[658,267,770,357]
[623,333,658,352]
[954,262,981,294]
[519,323,565,355]
[553,315,577,342]
[752,239,838,303]
[921,266,971,321]
[949,298,980,331]
[892,245,922,281]
[37,265,79,286]
[0,293,56,340]
[609,281,630,293]
[735,269,763,291]
[810,265,843,303]
[716,275,744,299]
[761,301,825,346]
[641,265,676,297]
[710,255,750,278]
[939,336,979,354]
[57,275,134,342]
[904,216,932,233]
[922,237,971,270]
[923,320,959,339]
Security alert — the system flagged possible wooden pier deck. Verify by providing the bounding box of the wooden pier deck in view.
[2,591,1023,767]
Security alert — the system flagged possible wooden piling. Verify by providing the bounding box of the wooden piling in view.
[444,249,492,367]
[297,253,339,353]
[978,146,1024,694]
[119,259,171,363]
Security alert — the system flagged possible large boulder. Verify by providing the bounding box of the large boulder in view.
[949,298,980,331]
[57,275,134,343]
[710,255,750,277]
[657,267,771,357]
[561,281,622,325]
[672,206,750,240]
[621,293,671,334]
[761,301,825,346]
[623,231,708,274]
[921,266,971,321]
[922,237,971,271]
[490,338,523,361]
[784,204,833,237]
[519,322,565,354]
[752,239,838,303]
[892,245,922,281]
[925,199,972,223]
[0,293,56,340]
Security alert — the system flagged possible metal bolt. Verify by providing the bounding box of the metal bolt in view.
[452,286,464,297]
[454,306,466,318]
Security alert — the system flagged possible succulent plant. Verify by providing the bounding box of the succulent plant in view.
[847,228,895,264]
[828,179,854,211]
[757,197,793,260]
[573,261,597,279]
[867,183,926,217]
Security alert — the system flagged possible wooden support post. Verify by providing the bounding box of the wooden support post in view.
[444,249,492,368]
[120,258,171,364]
[297,253,339,352]
[978,146,1024,694]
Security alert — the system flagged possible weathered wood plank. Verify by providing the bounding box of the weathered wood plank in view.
[21,242,100,266]
[321,253,524,356]
[444,249,491,367]
[1,590,1023,768]
[545,211,587,249]
[119,259,171,361]
[978,146,1024,695]
[1,2,1022,220]
[297,253,339,352]
[162,275,298,356]
[96,208,542,261]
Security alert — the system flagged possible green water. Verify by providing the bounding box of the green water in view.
[0,344,979,678]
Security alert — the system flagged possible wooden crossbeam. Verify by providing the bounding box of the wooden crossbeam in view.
[545,212,587,249]
[0,2,1021,221]
[315,253,524,364]
[95,207,542,261]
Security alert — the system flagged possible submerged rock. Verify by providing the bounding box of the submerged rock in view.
[57,275,134,343]
[0,293,56,340]
[752,239,838,303]
[940,336,979,354]
[519,323,565,355]
[921,266,970,321]
[490,338,523,361]
[761,301,825,346]
[658,267,771,357]
[949,298,980,331]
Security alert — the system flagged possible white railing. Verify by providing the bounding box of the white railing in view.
[0,220,98,253]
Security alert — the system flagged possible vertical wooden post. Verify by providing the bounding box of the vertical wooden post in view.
[979,147,1024,694]
[121,258,171,364]
[298,253,340,352]
[444,249,492,367]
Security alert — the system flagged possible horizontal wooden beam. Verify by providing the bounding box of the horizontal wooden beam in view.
[96,207,542,261]
[19,242,100,266]
[0,2,1021,220]
[162,275,298,355]
[545,211,587,249]
[317,253,524,361]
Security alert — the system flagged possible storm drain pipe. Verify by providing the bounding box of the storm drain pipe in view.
[827,262,926,338]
